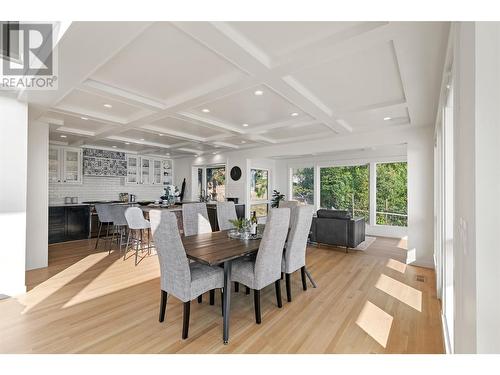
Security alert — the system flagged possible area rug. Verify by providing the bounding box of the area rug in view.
[352,236,376,251]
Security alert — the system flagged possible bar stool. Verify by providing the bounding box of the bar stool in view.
[94,204,114,249]
[124,206,152,265]
[108,205,129,254]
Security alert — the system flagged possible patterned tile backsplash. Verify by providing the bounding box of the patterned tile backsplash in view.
[83,148,127,177]
[49,176,166,204]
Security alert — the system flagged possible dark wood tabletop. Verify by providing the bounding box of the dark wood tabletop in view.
[182,230,261,266]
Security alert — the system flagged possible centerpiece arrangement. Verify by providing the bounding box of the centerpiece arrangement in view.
[227,218,262,240]
[160,184,180,206]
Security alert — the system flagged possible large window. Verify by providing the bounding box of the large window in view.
[376,162,408,226]
[206,166,226,202]
[319,165,370,222]
[291,167,314,205]
[250,169,269,218]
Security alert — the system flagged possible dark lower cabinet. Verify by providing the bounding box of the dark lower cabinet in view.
[49,206,90,244]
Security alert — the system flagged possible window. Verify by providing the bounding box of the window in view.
[376,162,408,226]
[206,166,226,202]
[250,169,269,219]
[291,167,314,205]
[320,164,370,222]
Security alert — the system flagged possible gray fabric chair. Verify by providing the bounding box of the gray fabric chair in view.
[149,210,224,339]
[107,205,128,253]
[279,200,300,228]
[182,203,212,237]
[230,208,291,324]
[216,201,237,231]
[94,204,114,249]
[124,207,152,265]
[282,205,315,302]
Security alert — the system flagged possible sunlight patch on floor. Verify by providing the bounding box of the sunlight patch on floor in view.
[375,274,422,312]
[397,236,408,250]
[356,301,394,348]
[62,256,160,308]
[386,258,407,274]
[18,252,110,314]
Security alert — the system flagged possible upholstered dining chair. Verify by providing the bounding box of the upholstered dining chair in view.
[282,205,315,302]
[149,210,224,339]
[230,208,291,324]
[94,204,114,249]
[216,201,238,231]
[124,206,152,265]
[182,203,212,237]
[279,201,301,228]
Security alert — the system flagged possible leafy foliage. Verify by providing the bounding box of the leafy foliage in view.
[251,169,268,200]
[376,162,408,226]
[228,218,251,230]
[271,190,285,208]
[292,167,314,204]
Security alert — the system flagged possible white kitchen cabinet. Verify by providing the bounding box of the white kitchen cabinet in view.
[49,146,82,184]
[126,155,140,184]
[126,155,173,185]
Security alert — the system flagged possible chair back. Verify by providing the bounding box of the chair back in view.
[95,203,113,223]
[279,200,300,209]
[125,206,149,230]
[108,204,128,226]
[216,201,237,231]
[149,210,191,301]
[254,208,291,289]
[182,203,212,236]
[284,205,315,273]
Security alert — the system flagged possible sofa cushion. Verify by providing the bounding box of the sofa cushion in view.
[316,209,352,219]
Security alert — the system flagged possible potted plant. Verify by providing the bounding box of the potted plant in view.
[271,190,285,208]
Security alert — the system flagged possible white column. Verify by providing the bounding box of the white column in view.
[0,96,28,298]
[26,120,49,270]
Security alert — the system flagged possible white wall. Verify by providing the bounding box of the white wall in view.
[0,96,28,297]
[26,121,49,270]
[450,22,500,354]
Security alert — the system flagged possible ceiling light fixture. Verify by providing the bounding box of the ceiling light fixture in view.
[254,90,264,96]
[202,108,210,113]
[140,138,145,141]
[158,133,163,136]
[81,116,88,120]
[212,152,217,155]
[166,153,170,156]
[103,104,112,108]
[290,112,299,117]
[242,123,249,127]
[194,154,199,157]
[383,117,392,121]
[112,146,117,148]
[60,135,67,138]
[241,140,246,144]
[125,142,130,145]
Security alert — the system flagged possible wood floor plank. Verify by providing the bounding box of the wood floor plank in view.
[0,236,444,353]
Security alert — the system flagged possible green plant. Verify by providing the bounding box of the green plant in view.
[271,190,285,208]
[228,218,250,231]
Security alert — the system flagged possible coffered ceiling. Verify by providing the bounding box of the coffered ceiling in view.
[25,21,449,158]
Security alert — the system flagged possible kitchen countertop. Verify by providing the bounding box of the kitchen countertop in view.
[49,203,91,207]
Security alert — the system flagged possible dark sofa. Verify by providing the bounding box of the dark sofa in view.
[309,209,366,252]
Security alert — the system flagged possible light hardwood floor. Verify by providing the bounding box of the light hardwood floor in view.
[0,236,444,353]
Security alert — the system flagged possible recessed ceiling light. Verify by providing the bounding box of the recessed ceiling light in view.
[194,154,199,157]
[112,146,117,148]
[80,116,88,120]
[165,153,170,156]
[103,104,112,108]
[212,152,217,155]
[242,123,249,127]
[254,90,264,96]
[125,142,130,145]
[60,134,67,138]
[202,108,210,113]
[158,133,163,136]
[383,117,392,121]
[140,138,145,141]
[241,140,246,144]
[290,112,299,117]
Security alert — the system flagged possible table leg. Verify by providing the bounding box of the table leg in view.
[223,260,232,344]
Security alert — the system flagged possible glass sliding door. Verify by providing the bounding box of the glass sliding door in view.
[206,166,226,202]
[319,164,369,222]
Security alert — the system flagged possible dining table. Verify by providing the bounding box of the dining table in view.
[181,230,262,344]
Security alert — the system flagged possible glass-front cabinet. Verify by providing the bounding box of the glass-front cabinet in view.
[49,146,82,184]
[126,155,140,184]
[126,156,173,185]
